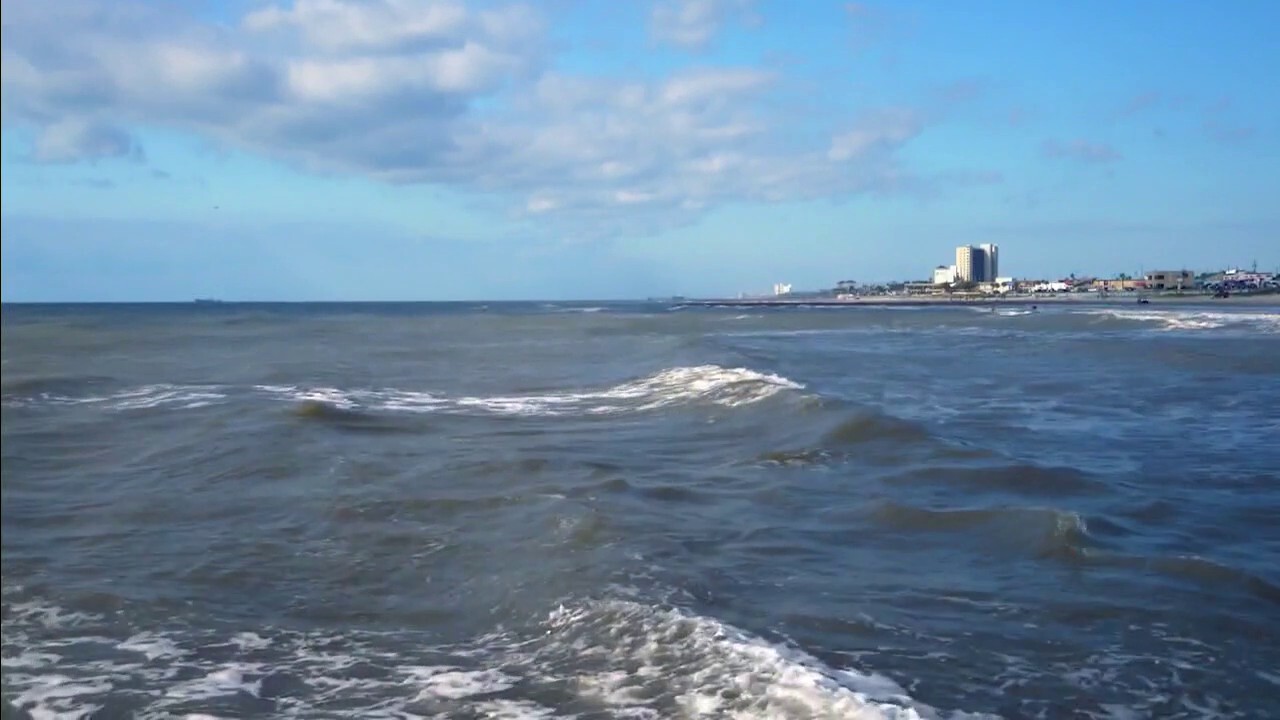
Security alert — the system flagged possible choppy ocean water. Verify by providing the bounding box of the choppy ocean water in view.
[2,301,1278,719]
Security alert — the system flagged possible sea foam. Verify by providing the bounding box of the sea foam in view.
[1076,308,1280,333]
[260,365,803,417]
[1,594,987,720]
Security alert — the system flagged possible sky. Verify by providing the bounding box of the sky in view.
[2,0,1278,301]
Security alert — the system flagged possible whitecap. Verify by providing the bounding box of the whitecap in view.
[1,596,990,719]
[119,632,185,661]
[162,664,264,702]
[1077,308,1280,333]
[11,674,112,720]
[403,666,519,700]
[542,599,988,720]
[262,365,804,418]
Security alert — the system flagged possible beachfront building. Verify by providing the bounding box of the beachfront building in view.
[903,281,937,295]
[1144,270,1193,291]
[773,282,793,296]
[955,246,978,282]
[932,265,958,285]
[955,244,997,283]
[984,277,1015,294]
[979,244,999,281]
[1030,281,1071,293]
[1093,278,1147,292]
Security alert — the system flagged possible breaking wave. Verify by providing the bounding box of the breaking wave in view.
[536,598,991,719]
[1074,308,1280,333]
[1,591,989,719]
[1,383,227,410]
[2,366,802,417]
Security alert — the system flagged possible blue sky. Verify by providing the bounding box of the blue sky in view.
[2,0,1277,301]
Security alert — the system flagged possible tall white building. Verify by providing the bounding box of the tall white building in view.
[955,244,999,282]
[957,244,972,281]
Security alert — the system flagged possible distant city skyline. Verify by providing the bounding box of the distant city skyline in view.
[2,0,1278,301]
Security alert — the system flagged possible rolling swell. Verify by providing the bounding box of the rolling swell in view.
[869,502,1097,559]
[884,463,1109,497]
[1066,550,1280,605]
[753,408,998,468]
[1,374,118,397]
[291,399,424,434]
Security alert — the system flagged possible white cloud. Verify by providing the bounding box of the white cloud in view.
[827,108,920,161]
[243,0,470,52]
[32,118,143,163]
[0,0,964,238]
[649,0,755,50]
[283,42,513,101]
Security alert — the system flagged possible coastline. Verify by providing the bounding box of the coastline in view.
[675,293,1280,309]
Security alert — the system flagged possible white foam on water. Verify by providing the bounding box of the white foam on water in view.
[1,651,62,669]
[542,599,985,720]
[10,674,111,720]
[6,601,97,629]
[402,666,519,700]
[110,385,229,410]
[260,365,804,417]
[2,594,999,720]
[230,631,271,651]
[119,632,185,661]
[1077,308,1280,333]
[162,663,264,702]
[474,699,566,719]
[11,385,230,411]
[16,367,803,417]
[1257,669,1280,687]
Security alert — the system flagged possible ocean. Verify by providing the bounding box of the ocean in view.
[2,301,1278,719]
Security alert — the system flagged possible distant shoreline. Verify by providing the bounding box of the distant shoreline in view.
[675,293,1280,308]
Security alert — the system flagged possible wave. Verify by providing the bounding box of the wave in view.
[1068,551,1280,605]
[822,412,933,446]
[1,383,228,410]
[4,366,803,417]
[291,399,426,434]
[884,463,1108,497]
[1145,555,1280,604]
[754,410,958,467]
[538,598,990,719]
[869,502,1095,559]
[260,365,804,417]
[1074,308,1280,333]
[0,591,990,719]
[0,374,117,397]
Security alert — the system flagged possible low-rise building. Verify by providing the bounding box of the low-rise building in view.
[1093,278,1148,291]
[932,265,957,285]
[984,277,1015,294]
[903,281,938,295]
[1144,270,1193,290]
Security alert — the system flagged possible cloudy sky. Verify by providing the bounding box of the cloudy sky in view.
[2,0,1277,301]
